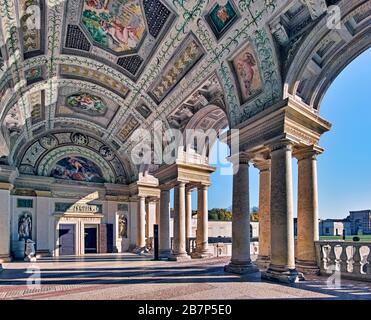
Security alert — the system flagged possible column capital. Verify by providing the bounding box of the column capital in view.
[227,152,254,166]
[267,139,294,153]
[176,181,186,188]
[293,145,324,161]
[253,158,271,172]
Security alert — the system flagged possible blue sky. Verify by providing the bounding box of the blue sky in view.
[202,48,371,220]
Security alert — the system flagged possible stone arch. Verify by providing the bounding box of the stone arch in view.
[36,146,116,183]
[182,104,229,159]
[15,131,134,184]
[284,1,371,110]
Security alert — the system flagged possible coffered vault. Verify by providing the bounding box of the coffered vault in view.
[0,0,369,183]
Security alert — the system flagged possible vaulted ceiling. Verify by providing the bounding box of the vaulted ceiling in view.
[0,0,369,183]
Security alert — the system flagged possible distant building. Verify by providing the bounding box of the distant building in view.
[293,209,371,237]
[319,219,351,236]
[348,210,371,235]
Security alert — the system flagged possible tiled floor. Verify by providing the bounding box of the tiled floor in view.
[0,253,370,300]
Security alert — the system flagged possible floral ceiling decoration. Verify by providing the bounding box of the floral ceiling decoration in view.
[0,0,360,179]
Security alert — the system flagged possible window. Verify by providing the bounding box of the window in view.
[17,199,33,208]
[325,227,330,234]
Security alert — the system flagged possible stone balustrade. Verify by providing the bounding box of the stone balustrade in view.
[315,241,371,281]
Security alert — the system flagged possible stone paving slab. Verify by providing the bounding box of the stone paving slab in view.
[1,253,371,300]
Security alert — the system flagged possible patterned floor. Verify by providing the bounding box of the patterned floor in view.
[1,254,371,300]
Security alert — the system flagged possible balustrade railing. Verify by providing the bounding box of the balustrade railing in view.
[315,241,371,281]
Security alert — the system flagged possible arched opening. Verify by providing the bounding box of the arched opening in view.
[316,48,371,237]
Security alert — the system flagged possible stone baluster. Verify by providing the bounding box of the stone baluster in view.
[321,244,331,271]
[328,243,337,271]
[352,245,362,275]
[339,244,349,274]
[367,249,371,275]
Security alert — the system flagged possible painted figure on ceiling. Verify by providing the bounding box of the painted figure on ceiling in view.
[216,6,230,23]
[236,52,256,97]
[82,0,145,52]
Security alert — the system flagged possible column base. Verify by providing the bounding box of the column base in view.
[224,260,259,275]
[0,254,12,263]
[159,249,171,259]
[296,259,320,275]
[255,255,270,270]
[132,246,150,254]
[191,249,213,259]
[168,252,191,262]
[24,256,37,262]
[262,265,305,283]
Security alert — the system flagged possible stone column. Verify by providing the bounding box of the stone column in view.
[185,188,193,254]
[192,184,212,258]
[225,156,258,274]
[0,183,12,268]
[262,141,304,283]
[155,198,160,226]
[136,196,146,250]
[254,159,271,269]
[159,189,171,258]
[145,202,151,248]
[170,182,190,261]
[295,146,322,274]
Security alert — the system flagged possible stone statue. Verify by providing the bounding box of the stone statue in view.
[18,212,32,241]
[118,215,127,238]
[24,239,36,262]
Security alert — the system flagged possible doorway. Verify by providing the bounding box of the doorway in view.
[59,224,76,256]
[84,226,97,253]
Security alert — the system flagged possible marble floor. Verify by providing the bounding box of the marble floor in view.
[0,254,371,300]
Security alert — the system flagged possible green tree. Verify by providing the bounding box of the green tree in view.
[208,208,232,221]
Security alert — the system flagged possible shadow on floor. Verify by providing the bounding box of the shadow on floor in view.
[1,255,371,300]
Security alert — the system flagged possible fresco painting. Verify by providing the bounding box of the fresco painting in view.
[51,156,105,183]
[231,43,262,104]
[81,0,146,53]
[67,93,107,115]
[206,1,238,38]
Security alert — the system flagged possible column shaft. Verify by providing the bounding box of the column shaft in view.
[262,141,303,283]
[193,185,211,258]
[159,190,171,257]
[296,147,321,274]
[225,157,257,274]
[136,196,146,249]
[254,160,271,269]
[185,189,192,254]
[0,188,11,265]
[170,183,189,260]
[145,202,150,247]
